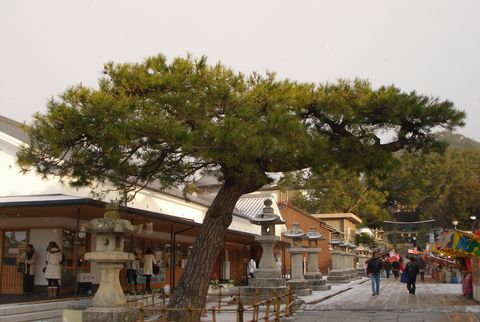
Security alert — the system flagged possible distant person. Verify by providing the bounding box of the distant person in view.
[142,248,157,293]
[384,260,391,279]
[392,260,400,279]
[405,256,420,295]
[21,244,37,294]
[44,241,62,297]
[248,258,257,278]
[126,250,140,294]
[418,258,426,281]
[366,252,382,296]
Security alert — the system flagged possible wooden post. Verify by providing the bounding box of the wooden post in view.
[188,303,194,322]
[218,286,222,314]
[237,301,244,322]
[161,304,167,322]
[264,300,270,322]
[211,307,217,322]
[274,291,280,321]
[140,308,145,321]
[284,288,290,317]
[252,303,258,322]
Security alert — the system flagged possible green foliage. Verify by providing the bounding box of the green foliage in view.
[17,55,465,202]
[209,279,222,290]
[382,147,480,229]
[355,233,377,248]
[290,167,390,227]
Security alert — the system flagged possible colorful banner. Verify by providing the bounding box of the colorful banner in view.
[437,230,480,257]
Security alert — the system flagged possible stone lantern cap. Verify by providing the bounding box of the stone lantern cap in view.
[306,226,325,240]
[81,204,143,234]
[249,199,284,225]
[328,239,342,245]
[346,243,357,249]
[282,222,305,239]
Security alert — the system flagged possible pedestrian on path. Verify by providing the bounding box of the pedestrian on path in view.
[21,244,37,294]
[366,252,382,296]
[384,260,391,279]
[248,258,257,278]
[142,248,157,293]
[392,260,400,279]
[44,241,62,297]
[405,256,420,295]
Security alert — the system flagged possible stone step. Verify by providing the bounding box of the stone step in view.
[311,284,331,291]
[0,300,71,316]
[0,308,62,322]
[249,278,286,287]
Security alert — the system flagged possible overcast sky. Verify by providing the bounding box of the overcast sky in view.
[1,0,479,140]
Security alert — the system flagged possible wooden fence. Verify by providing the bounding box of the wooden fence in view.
[137,288,295,322]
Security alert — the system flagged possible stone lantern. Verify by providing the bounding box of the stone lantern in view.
[241,199,286,301]
[304,226,330,291]
[327,233,350,284]
[282,223,312,296]
[355,245,369,276]
[81,205,143,322]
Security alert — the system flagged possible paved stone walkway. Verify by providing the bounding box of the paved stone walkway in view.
[298,276,480,322]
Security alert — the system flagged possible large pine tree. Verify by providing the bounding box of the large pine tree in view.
[17,55,464,321]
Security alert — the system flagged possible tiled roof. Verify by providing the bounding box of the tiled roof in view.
[235,193,277,219]
[0,115,29,143]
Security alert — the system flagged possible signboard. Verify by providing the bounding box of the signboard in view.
[437,231,480,257]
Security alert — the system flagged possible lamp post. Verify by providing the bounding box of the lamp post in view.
[452,220,458,230]
[470,216,477,233]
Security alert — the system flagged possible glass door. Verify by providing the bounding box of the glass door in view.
[1,230,27,294]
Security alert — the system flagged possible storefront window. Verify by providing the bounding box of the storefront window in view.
[2,231,27,265]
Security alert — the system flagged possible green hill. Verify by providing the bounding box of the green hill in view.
[435,131,480,149]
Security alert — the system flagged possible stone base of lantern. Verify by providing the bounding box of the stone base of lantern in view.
[83,306,138,322]
[357,268,367,276]
[304,273,331,291]
[240,270,287,302]
[327,270,351,283]
[347,269,360,280]
[286,279,312,296]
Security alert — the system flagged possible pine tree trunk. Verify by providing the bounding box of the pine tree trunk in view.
[167,182,245,322]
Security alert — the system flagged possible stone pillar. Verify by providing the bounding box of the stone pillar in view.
[256,235,280,277]
[289,248,304,280]
[306,248,321,274]
[330,250,343,271]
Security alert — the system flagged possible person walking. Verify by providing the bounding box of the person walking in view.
[418,258,426,281]
[366,252,382,296]
[405,256,420,295]
[247,258,257,278]
[44,241,62,297]
[21,244,37,294]
[142,248,157,293]
[392,260,400,279]
[126,250,140,294]
[384,260,391,279]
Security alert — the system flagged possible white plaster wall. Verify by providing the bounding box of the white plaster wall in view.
[29,228,62,286]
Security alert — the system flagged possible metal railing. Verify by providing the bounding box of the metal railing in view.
[137,288,295,322]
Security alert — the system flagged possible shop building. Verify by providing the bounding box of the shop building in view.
[0,115,285,294]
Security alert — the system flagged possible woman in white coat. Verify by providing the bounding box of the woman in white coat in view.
[142,248,157,293]
[44,241,62,297]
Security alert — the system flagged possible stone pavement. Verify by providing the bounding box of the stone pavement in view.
[298,276,480,322]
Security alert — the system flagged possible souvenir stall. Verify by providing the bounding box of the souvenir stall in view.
[433,230,480,300]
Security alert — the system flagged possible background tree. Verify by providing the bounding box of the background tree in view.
[382,147,480,230]
[355,232,377,248]
[17,55,464,321]
[289,167,390,227]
